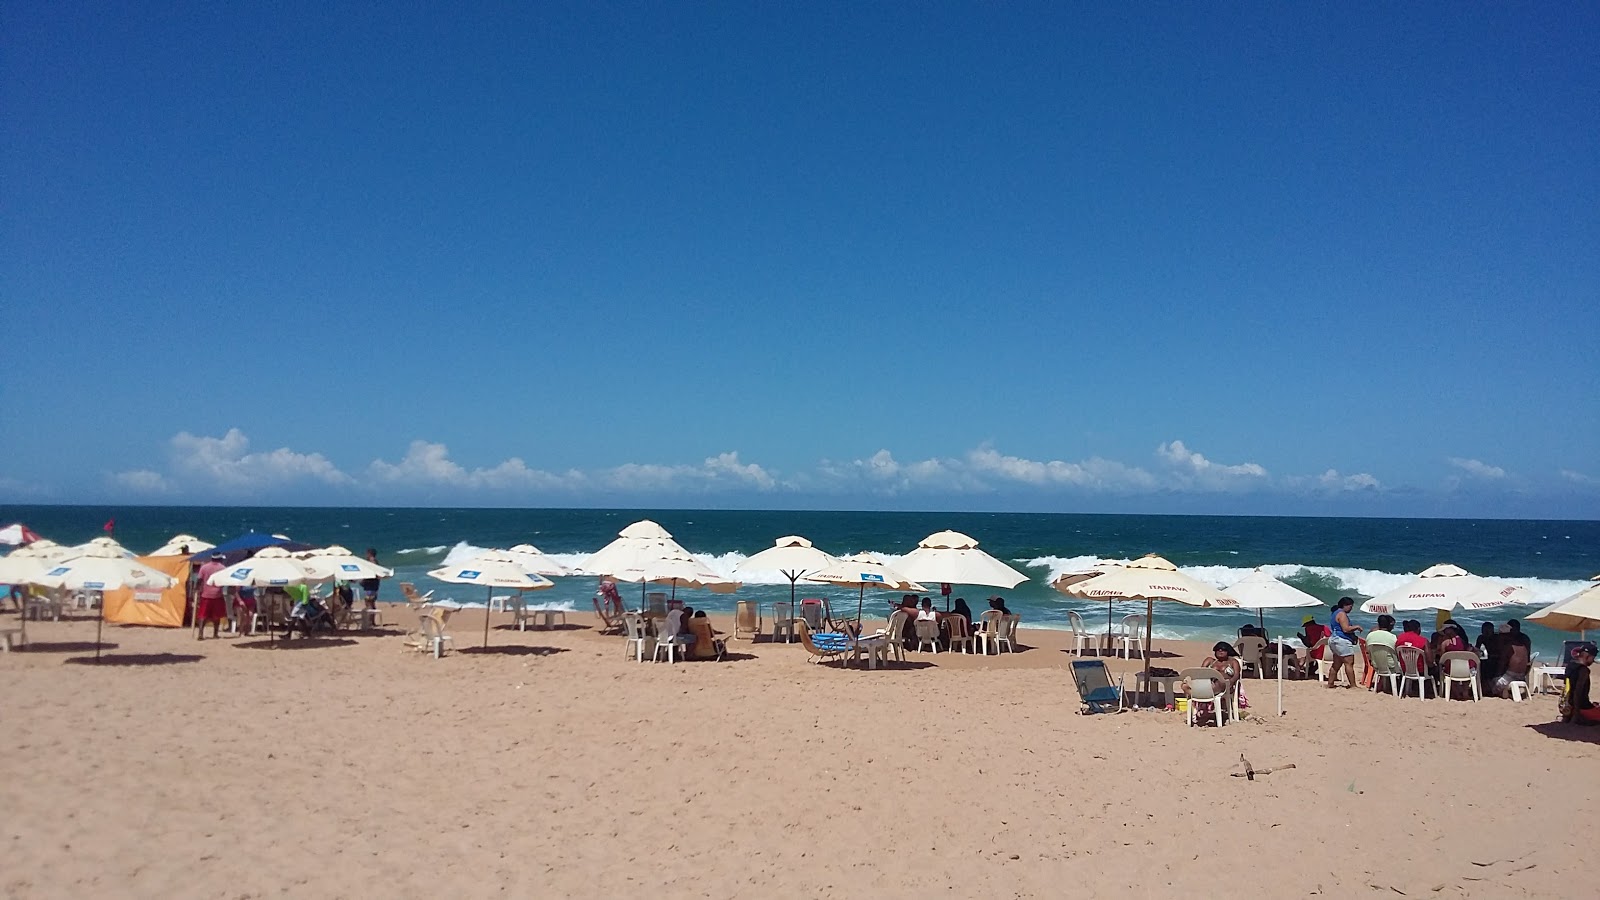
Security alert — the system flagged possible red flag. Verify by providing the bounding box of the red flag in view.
[103,518,115,534]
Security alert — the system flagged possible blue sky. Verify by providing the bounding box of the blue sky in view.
[2,3,1596,517]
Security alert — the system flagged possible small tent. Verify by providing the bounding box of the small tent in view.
[103,555,190,627]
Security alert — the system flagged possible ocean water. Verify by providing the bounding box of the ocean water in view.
[6,506,1596,656]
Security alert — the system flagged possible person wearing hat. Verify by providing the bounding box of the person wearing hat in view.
[1561,642,1599,724]
[1296,613,1329,679]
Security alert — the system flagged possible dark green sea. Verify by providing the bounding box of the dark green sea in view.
[5,505,1596,655]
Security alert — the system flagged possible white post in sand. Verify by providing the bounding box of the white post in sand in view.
[1276,641,1284,717]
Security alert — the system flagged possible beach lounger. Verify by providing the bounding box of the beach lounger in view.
[1181,667,1226,726]
[685,617,725,661]
[799,598,826,632]
[1071,660,1125,714]
[592,595,623,634]
[796,620,851,666]
[399,582,434,610]
[733,600,761,641]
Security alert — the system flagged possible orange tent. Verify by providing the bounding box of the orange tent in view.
[103,555,189,627]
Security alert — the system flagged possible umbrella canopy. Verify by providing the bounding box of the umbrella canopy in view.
[1358,563,1533,615]
[505,544,572,578]
[1224,568,1324,628]
[69,536,135,558]
[209,546,326,588]
[803,551,926,620]
[429,552,556,647]
[1526,579,1600,635]
[579,520,686,577]
[296,545,395,581]
[31,545,179,658]
[733,535,838,604]
[0,540,72,583]
[192,532,314,565]
[33,545,176,592]
[611,542,740,593]
[149,534,215,557]
[1056,554,1239,696]
[0,523,41,546]
[895,531,1029,600]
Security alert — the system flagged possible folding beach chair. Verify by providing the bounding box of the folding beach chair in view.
[1071,660,1126,714]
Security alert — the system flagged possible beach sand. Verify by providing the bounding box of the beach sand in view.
[1,607,1592,898]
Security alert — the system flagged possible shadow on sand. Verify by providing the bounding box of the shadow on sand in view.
[457,645,571,657]
[65,653,204,666]
[233,638,360,650]
[1525,721,1600,745]
[17,641,118,654]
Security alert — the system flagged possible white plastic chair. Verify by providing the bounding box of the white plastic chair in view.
[914,618,939,653]
[509,595,537,631]
[946,614,972,653]
[995,614,1020,654]
[972,610,1004,655]
[418,615,452,658]
[881,609,909,662]
[622,613,654,663]
[1396,646,1435,699]
[1115,615,1145,660]
[770,601,796,643]
[1236,636,1268,679]
[1438,650,1481,701]
[653,632,689,664]
[1182,667,1226,727]
[1305,637,1329,680]
[1067,611,1097,656]
[1367,643,1403,695]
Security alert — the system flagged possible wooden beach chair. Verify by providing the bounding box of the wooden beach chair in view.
[733,600,761,641]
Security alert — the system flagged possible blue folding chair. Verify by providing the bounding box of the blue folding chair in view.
[1072,660,1125,714]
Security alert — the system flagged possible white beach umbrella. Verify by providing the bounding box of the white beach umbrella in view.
[505,544,572,578]
[69,536,135,558]
[296,545,395,581]
[1358,563,1532,615]
[0,540,73,648]
[149,534,215,557]
[896,530,1028,608]
[210,546,327,588]
[1526,578,1600,637]
[1224,568,1325,629]
[32,544,177,658]
[803,551,926,621]
[609,541,741,602]
[429,552,555,648]
[579,519,683,577]
[733,535,838,606]
[1056,554,1239,692]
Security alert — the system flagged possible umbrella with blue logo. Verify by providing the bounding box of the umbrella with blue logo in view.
[31,544,177,659]
[803,551,925,623]
[429,552,554,648]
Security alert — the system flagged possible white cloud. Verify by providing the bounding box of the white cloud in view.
[1447,457,1506,479]
[368,441,577,491]
[1561,469,1600,488]
[965,446,1158,491]
[1156,440,1268,489]
[167,428,351,490]
[112,469,170,493]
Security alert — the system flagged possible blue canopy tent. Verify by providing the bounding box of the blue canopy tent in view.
[189,532,315,566]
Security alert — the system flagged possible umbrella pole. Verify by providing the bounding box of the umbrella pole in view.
[1142,598,1153,706]
[95,595,105,661]
[483,586,492,648]
[1276,640,1284,717]
[856,584,864,623]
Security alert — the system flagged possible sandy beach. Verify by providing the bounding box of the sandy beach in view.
[1,608,1593,898]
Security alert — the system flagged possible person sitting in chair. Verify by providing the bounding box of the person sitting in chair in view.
[1561,642,1599,724]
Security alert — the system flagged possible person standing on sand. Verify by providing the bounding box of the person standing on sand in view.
[194,553,227,639]
[360,548,381,609]
[1325,597,1362,688]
